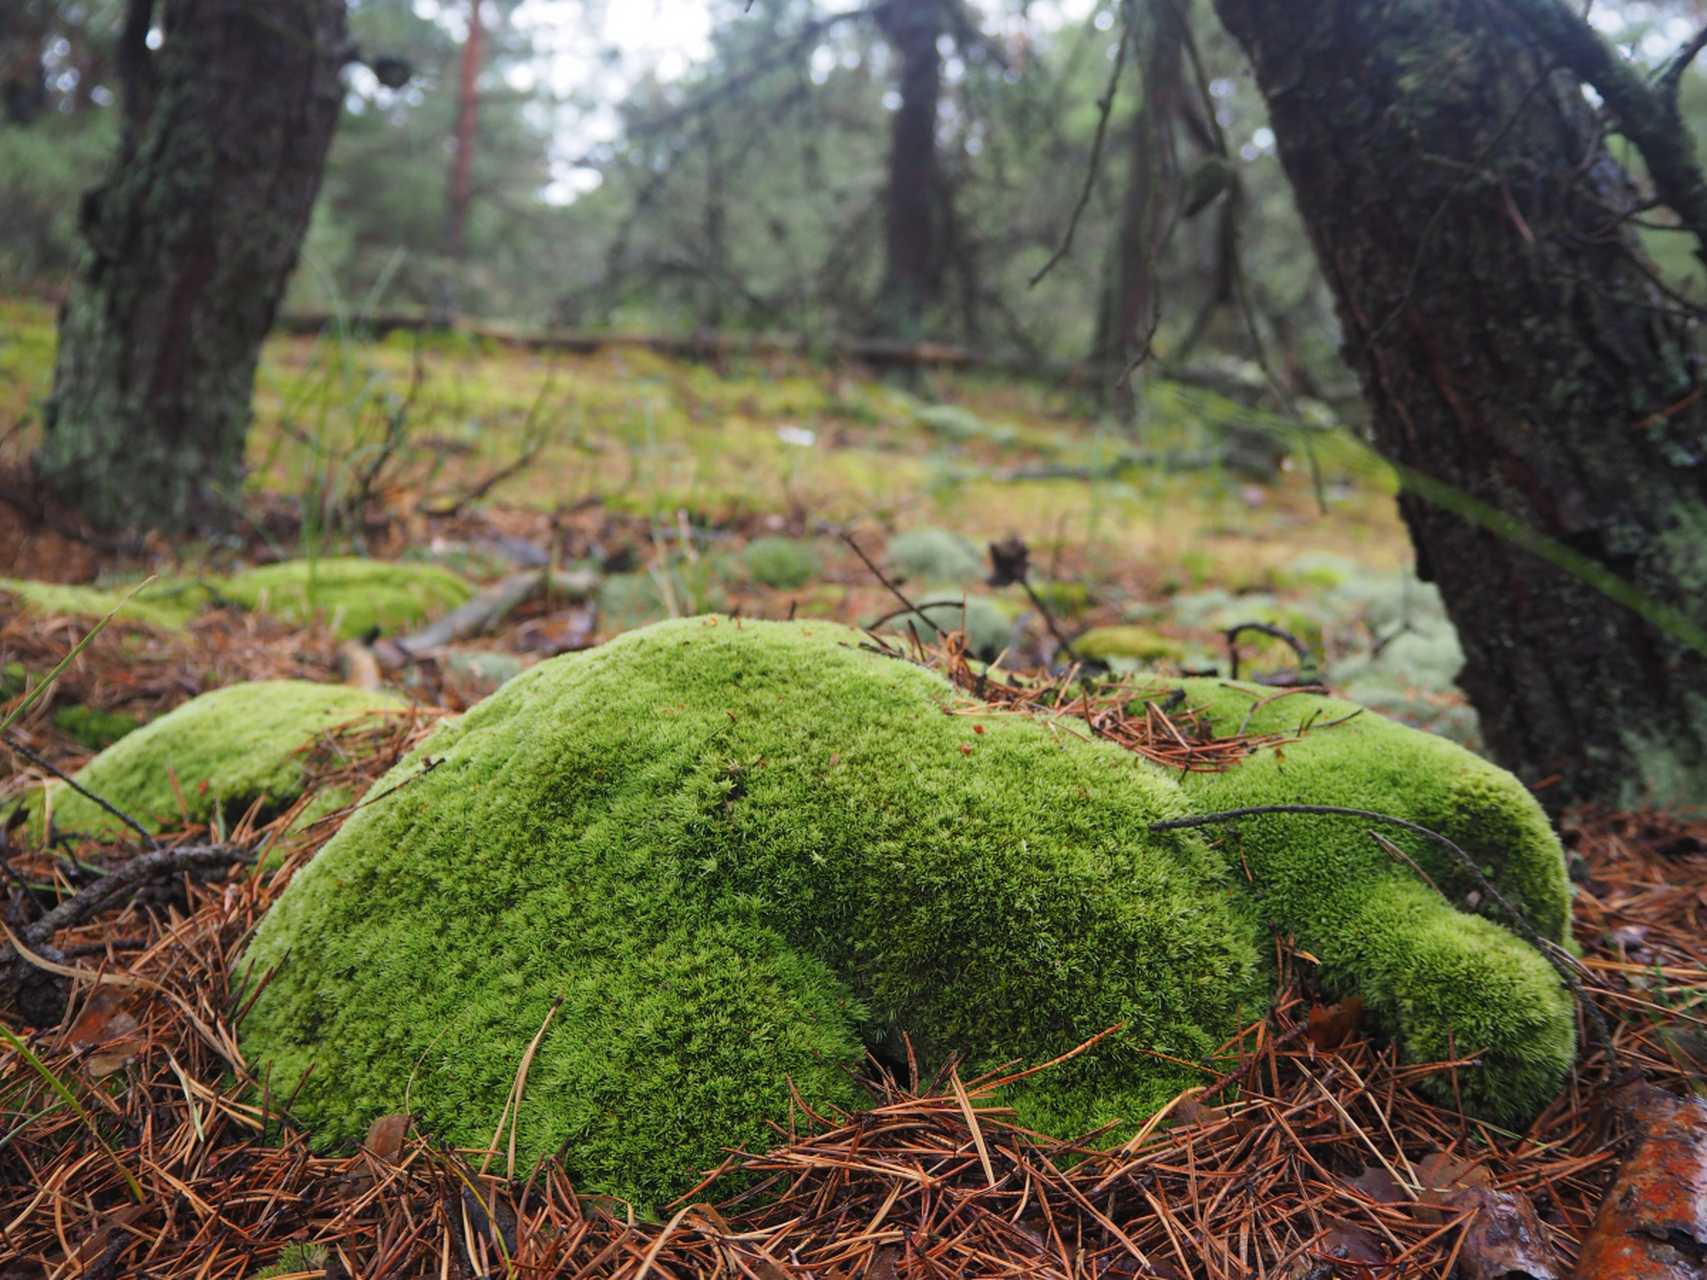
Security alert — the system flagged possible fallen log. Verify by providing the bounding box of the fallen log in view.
[1569,1082,1707,1280]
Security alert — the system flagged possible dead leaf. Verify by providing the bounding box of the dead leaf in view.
[1171,1095,1222,1128]
[364,1113,408,1162]
[1412,1149,1492,1222]
[65,987,145,1075]
[1348,1163,1405,1205]
[1305,997,1364,1050]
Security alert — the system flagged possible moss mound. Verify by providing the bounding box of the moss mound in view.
[1074,625,1185,664]
[1166,678,1575,1112]
[221,558,473,639]
[742,537,820,591]
[42,681,403,836]
[239,620,1573,1205]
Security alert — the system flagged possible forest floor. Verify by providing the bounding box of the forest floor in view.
[1,297,1704,1277]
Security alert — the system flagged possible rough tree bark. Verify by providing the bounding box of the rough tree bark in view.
[39,0,348,533]
[1211,0,1707,807]
[875,0,945,337]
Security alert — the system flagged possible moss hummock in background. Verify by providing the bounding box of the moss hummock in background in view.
[239,618,1574,1205]
[220,558,473,639]
[41,681,404,836]
[0,577,209,633]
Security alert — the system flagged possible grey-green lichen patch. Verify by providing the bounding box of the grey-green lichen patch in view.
[885,528,986,584]
[239,618,1575,1205]
[39,681,405,837]
[220,558,474,639]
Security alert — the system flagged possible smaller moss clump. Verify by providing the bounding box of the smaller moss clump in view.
[0,577,208,633]
[742,537,820,590]
[52,705,141,751]
[885,529,986,584]
[1074,626,1185,664]
[41,681,403,837]
[221,558,473,639]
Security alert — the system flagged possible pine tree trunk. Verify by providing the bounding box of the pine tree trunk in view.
[1211,0,1707,807]
[876,0,944,337]
[39,0,347,534]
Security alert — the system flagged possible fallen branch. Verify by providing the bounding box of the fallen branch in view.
[1569,1082,1707,1279]
[8,843,253,953]
[390,567,599,658]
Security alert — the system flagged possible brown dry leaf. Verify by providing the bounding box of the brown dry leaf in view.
[1171,1095,1222,1127]
[65,987,145,1075]
[1318,1220,1385,1265]
[516,608,597,656]
[1414,1149,1491,1223]
[1305,997,1364,1049]
[1452,1185,1561,1280]
[64,987,137,1049]
[1348,1162,1406,1205]
[364,1113,408,1162]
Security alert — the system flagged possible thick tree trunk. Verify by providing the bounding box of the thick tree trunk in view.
[876,0,945,338]
[39,0,347,534]
[1211,0,1707,808]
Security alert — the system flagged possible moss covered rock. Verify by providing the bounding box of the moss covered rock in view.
[239,620,1573,1205]
[42,681,404,837]
[221,558,474,639]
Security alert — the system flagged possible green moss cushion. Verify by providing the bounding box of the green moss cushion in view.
[42,681,404,836]
[1166,678,1575,1114]
[220,558,474,639]
[238,619,1574,1204]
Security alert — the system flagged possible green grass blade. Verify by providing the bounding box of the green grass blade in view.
[0,1020,144,1201]
[0,576,156,739]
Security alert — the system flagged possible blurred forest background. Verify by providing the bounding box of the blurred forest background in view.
[6,0,1339,364]
[5,0,1704,377]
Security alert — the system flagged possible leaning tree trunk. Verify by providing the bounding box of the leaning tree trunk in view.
[39,0,347,533]
[1211,0,1707,808]
[875,0,945,338]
